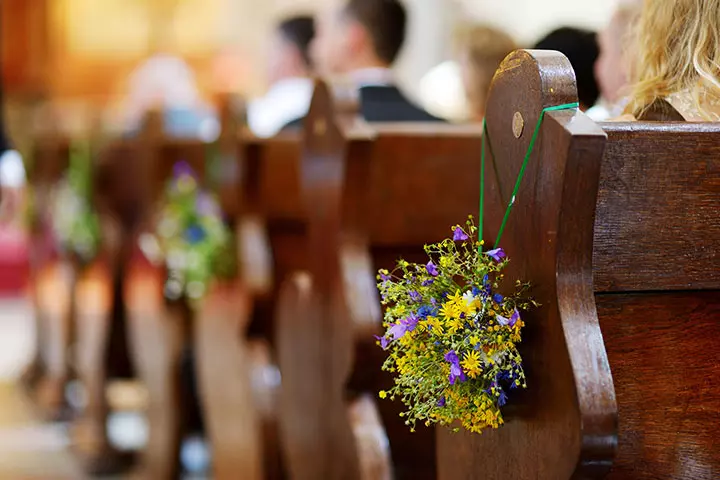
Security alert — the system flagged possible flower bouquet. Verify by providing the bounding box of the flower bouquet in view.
[49,143,101,265]
[141,161,236,301]
[376,217,535,434]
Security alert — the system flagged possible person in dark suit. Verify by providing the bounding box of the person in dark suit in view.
[311,0,442,122]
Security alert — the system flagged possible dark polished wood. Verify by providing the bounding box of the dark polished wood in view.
[438,49,719,479]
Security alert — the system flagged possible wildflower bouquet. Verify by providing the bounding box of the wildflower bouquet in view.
[49,143,101,265]
[143,161,236,301]
[376,217,535,434]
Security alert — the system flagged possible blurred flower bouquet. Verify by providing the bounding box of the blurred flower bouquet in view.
[49,143,101,265]
[141,161,236,301]
[376,217,535,434]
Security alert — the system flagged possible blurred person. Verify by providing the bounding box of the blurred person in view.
[534,27,600,111]
[311,0,442,122]
[0,90,26,224]
[248,15,316,137]
[122,53,219,140]
[456,24,517,121]
[623,0,720,121]
[587,3,641,121]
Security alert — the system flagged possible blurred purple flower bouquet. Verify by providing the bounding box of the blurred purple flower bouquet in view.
[376,216,535,434]
[140,161,236,301]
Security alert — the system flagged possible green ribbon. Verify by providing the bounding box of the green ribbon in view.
[479,102,579,252]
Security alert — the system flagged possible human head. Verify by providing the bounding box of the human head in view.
[456,24,516,120]
[595,4,641,104]
[311,0,407,76]
[266,15,315,84]
[626,0,720,119]
[534,27,600,110]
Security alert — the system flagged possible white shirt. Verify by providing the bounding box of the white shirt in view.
[247,77,314,138]
[0,150,26,188]
[586,98,629,122]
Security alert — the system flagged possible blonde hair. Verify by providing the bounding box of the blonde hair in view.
[456,25,517,118]
[626,0,720,119]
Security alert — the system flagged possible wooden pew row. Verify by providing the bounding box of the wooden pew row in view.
[96,105,287,479]
[274,80,485,479]
[24,131,75,420]
[433,50,720,479]
[282,50,719,480]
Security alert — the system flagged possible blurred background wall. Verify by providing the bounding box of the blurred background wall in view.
[2,0,622,101]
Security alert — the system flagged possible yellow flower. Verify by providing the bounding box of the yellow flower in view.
[446,316,464,334]
[469,334,481,345]
[426,316,444,335]
[448,290,463,306]
[439,302,458,321]
[439,255,453,268]
[379,390,387,399]
[461,350,482,378]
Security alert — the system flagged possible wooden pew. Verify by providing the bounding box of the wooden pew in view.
[437,50,719,479]
[275,80,484,479]
[24,128,76,420]
[114,106,283,479]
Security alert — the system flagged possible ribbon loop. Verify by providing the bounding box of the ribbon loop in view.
[478,102,579,252]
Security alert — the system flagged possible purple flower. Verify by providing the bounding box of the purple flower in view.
[497,308,521,327]
[485,248,506,262]
[196,193,220,217]
[426,261,439,277]
[409,290,422,303]
[173,161,196,179]
[387,314,419,340]
[374,335,390,350]
[444,350,459,364]
[421,279,434,287]
[444,350,467,385]
[380,272,391,282]
[437,396,446,407]
[453,227,469,241]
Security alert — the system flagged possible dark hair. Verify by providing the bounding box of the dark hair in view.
[278,16,316,69]
[343,0,407,65]
[534,27,600,108]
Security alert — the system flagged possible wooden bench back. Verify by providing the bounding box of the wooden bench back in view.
[593,122,720,479]
[437,49,720,480]
[594,122,720,291]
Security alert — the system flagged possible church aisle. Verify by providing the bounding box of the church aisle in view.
[0,383,85,480]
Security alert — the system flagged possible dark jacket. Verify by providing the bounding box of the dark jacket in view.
[280,84,444,132]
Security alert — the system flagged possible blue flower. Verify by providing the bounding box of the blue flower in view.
[437,396,446,407]
[471,286,481,296]
[498,389,508,407]
[453,227,469,241]
[409,290,422,303]
[426,261,439,277]
[493,293,504,304]
[485,248,506,262]
[417,305,437,319]
[185,224,206,244]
